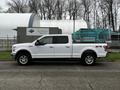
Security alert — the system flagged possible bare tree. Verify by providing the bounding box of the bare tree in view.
[92,0,120,31]
[54,0,66,20]
[29,0,56,20]
[81,0,92,28]
[99,0,108,28]
[7,0,29,13]
[29,0,40,13]
[29,0,46,19]
[28,0,66,20]
[99,0,115,31]
[67,0,73,20]
[67,0,81,20]
[41,0,55,19]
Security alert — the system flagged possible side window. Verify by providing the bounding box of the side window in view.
[53,36,68,44]
[39,36,52,44]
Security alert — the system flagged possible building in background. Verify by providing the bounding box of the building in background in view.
[0,13,87,43]
[0,13,119,50]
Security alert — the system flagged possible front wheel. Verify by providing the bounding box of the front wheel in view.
[16,53,30,65]
[81,53,96,65]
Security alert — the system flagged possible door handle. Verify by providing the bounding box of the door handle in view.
[65,46,70,48]
[49,46,54,48]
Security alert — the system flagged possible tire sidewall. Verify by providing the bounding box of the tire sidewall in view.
[17,53,30,65]
[82,53,96,65]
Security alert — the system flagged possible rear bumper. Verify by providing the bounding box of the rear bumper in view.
[97,52,108,58]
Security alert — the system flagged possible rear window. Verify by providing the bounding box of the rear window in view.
[53,36,68,44]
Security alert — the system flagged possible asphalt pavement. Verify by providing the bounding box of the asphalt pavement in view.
[0,61,120,90]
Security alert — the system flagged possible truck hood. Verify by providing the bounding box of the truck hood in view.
[13,43,33,47]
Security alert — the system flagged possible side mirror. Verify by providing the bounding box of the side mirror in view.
[35,40,46,46]
[35,40,40,46]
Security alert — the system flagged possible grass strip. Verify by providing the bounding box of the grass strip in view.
[0,51,12,60]
[0,51,120,61]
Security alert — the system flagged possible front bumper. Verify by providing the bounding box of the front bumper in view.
[11,53,16,60]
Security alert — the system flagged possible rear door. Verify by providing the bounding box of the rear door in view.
[53,36,72,58]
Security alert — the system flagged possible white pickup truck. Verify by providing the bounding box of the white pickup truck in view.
[11,34,108,65]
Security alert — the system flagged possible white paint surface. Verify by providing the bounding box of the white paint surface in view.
[38,20,87,34]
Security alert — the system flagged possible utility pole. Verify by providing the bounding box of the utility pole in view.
[114,0,119,42]
[18,7,20,13]
[73,13,75,33]
[37,9,41,27]
[94,0,97,28]
[115,0,118,31]
[73,0,76,33]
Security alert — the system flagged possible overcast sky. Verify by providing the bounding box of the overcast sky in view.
[0,0,9,10]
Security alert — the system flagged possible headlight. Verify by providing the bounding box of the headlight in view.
[12,46,16,52]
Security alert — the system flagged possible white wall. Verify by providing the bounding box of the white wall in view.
[33,16,87,34]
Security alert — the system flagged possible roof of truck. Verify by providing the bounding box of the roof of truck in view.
[41,34,71,36]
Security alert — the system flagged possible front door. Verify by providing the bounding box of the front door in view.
[31,36,54,58]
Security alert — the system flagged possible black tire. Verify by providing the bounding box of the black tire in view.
[16,53,31,65]
[81,53,96,66]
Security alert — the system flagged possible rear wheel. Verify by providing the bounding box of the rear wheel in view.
[16,53,31,65]
[81,53,96,65]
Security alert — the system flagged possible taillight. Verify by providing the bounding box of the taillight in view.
[103,45,109,51]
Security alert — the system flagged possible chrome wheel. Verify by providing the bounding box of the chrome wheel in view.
[19,55,28,65]
[85,55,94,65]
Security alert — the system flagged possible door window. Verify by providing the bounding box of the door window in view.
[39,36,52,44]
[53,36,68,44]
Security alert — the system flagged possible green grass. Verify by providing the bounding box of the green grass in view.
[0,51,12,60]
[97,52,120,62]
[0,51,120,61]
[103,52,120,62]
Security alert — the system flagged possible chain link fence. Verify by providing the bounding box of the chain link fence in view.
[0,35,119,52]
[0,37,17,51]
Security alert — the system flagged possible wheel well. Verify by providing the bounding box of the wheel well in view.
[81,50,97,58]
[15,50,32,60]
